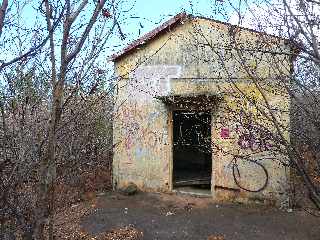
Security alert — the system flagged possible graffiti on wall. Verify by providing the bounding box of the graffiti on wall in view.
[116,65,183,164]
[236,124,273,152]
[218,116,274,192]
[118,102,167,165]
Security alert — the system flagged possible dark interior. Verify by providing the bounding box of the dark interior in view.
[172,110,212,190]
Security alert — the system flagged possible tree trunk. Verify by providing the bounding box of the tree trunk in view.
[33,83,62,239]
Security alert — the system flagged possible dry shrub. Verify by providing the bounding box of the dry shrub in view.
[208,235,225,240]
[207,235,225,240]
[0,91,114,237]
[81,166,112,193]
[54,165,112,208]
[291,145,320,208]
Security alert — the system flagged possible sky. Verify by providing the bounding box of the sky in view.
[110,0,234,55]
[1,0,227,67]
[0,0,249,80]
[2,0,318,89]
[1,0,227,86]
[132,0,214,21]
[4,0,318,89]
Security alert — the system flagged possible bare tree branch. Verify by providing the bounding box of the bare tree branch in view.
[0,0,8,38]
[66,0,106,63]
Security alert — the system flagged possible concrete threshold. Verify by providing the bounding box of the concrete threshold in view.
[173,186,212,198]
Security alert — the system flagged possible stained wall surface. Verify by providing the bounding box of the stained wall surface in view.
[112,17,293,205]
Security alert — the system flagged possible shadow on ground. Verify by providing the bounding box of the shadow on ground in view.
[80,192,320,240]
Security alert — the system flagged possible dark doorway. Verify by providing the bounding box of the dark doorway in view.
[172,110,212,194]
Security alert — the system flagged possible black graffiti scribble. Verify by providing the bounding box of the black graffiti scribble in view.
[232,155,269,192]
[233,115,272,192]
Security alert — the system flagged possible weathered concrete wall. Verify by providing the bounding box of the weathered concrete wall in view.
[113,65,182,191]
[113,17,292,206]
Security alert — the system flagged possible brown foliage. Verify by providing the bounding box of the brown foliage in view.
[0,91,113,238]
[96,226,144,240]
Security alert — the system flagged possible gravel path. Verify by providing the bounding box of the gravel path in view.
[81,192,320,240]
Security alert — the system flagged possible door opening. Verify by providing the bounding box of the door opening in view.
[172,110,212,195]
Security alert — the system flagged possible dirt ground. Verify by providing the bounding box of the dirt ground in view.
[71,191,320,240]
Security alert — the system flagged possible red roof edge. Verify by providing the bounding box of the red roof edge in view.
[111,12,188,62]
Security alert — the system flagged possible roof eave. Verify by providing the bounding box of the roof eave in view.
[111,12,188,62]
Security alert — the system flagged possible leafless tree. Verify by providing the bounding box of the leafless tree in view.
[0,0,8,37]
[0,0,128,239]
[189,0,320,210]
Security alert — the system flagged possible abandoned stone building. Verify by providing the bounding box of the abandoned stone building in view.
[111,13,294,206]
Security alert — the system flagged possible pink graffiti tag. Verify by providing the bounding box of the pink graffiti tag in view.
[220,128,230,139]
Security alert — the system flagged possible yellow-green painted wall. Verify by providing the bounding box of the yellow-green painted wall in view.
[112,17,292,206]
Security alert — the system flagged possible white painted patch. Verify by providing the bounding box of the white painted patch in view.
[128,65,182,102]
